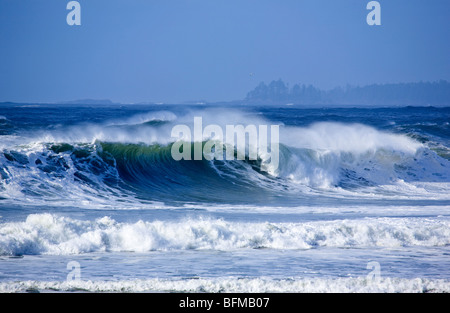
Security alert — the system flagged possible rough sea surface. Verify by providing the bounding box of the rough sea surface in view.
[0,104,449,292]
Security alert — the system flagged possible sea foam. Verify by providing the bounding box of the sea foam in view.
[1,276,449,293]
[1,214,449,256]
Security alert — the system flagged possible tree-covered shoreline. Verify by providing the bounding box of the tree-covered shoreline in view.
[245,80,450,106]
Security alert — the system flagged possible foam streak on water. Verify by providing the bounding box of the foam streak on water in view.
[0,105,449,292]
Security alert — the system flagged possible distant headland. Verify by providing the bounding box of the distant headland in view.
[243,80,450,107]
[1,80,449,107]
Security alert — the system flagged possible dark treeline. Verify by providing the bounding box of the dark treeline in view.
[245,79,450,106]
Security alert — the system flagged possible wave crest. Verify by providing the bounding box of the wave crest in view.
[0,110,449,204]
[1,214,449,256]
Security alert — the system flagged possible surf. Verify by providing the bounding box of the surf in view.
[0,108,449,207]
[1,213,449,256]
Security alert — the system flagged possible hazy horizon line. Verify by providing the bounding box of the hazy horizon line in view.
[0,79,449,106]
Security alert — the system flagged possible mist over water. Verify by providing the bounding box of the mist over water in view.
[0,106,449,206]
[0,104,449,292]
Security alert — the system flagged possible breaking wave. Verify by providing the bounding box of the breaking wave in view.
[0,109,449,206]
[1,213,449,256]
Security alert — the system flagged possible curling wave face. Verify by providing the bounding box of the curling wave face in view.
[1,106,450,292]
[0,108,450,207]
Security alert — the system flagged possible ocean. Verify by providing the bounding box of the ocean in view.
[0,104,449,293]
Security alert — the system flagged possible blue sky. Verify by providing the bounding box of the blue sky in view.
[0,0,449,103]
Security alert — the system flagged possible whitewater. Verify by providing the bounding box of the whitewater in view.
[0,104,449,293]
